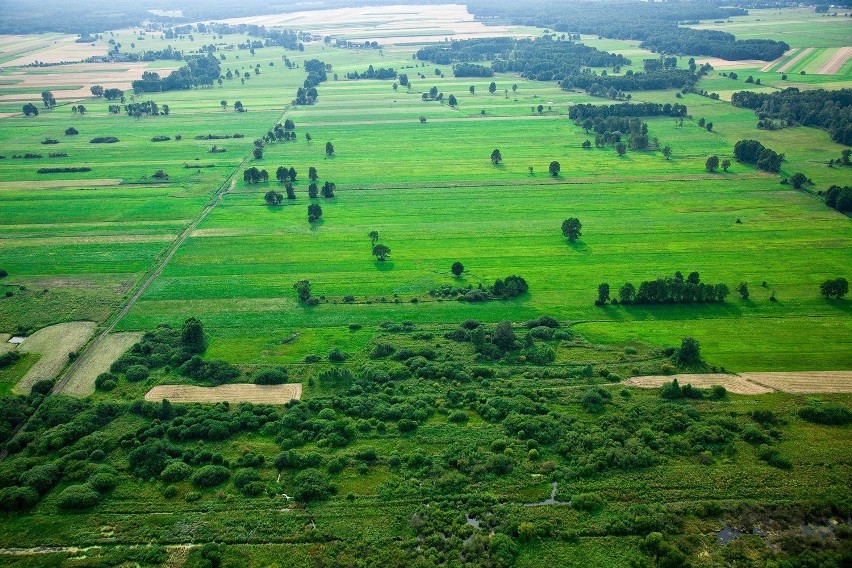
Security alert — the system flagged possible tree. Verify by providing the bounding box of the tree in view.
[448,94,457,107]
[234,101,244,112]
[220,100,227,110]
[706,122,713,132]
[469,85,475,94]
[512,83,518,92]
[706,155,720,172]
[451,261,464,277]
[737,282,749,300]
[790,172,808,189]
[615,142,627,156]
[308,203,323,223]
[22,103,38,116]
[292,468,334,502]
[264,190,283,205]
[490,148,502,165]
[721,159,731,172]
[90,85,104,97]
[308,183,318,198]
[321,181,336,198]
[308,166,318,181]
[561,218,582,242]
[253,147,263,160]
[182,317,207,352]
[619,282,636,304]
[841,149,851,166]
[820,277,849,299]
[372,244,391,262]
[678,337,701,364]
[294,280,312,302]
[368,231,379,245]
[582,140,592,149]
[492,321,516,351]
[662,146,672,160]
[549,161,561,177]
[325,141,335,156]
[488,82,497,94]
[305,132,312,142]
[41,90,56,108]
[597,283,610,304]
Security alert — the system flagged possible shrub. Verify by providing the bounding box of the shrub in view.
[397,418,418,433]
[448,411,469,424]
[37,167,92,173]
[88,473,117,492]
[163,485,178,498]
[328,348,349,362]
[125,364,150,382]
[525,315,560,329]
[57,484,101,510]
[292,468,334,502]
[151,136,171,142]
[191,465,230,488]
[233,468,260,489]
[95,372,117,391]
[799,403,852,426]
[65,127,78,135]
[31,379,53,395]
[0,486,39,510]
[90,137,119,143]
[255,366,288,385]
[572,492,605,511]
[89,449,106,462]
[19,463,60,495]
[528,326,555,340]
[161,461,192,482]
[369,343,395,359]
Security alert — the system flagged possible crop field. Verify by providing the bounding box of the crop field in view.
[0,3,849,567]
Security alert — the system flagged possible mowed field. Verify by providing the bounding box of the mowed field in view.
[0,8,850,376]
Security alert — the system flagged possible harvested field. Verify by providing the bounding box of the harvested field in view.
[694,57,766,70]
[15,321,96,394]
[145,383,302,404]
[624,374,772,395]
[740,371,852,394]
[0,179,123,190]
[60,332,142,397]
[778,47,814,72]
[817,46,852,75]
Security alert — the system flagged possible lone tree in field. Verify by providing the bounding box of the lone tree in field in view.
[220,100,227,110]
[451,261,464,277]
[372,244,391,262]
[368,231,379,245]
[549,161,561,177]
[308,203,323,223]
[597,283,610,305]
[22,103,39,116]
[737,282,749,300]
[448,94,458,107]
[490,149,502,165]
[662,146,672,160]
[308,166,318,181]
[820,277,849,299]
[182,317,207,353]
[41,90,56,108]
[264,190,283,206]
[615,142,627,156]
[469,85,475,94]
[294,280,312,302]
[678,337,701,364]
[790,172,808,189]
[705,155,720,172]
[561,218,582,242]
[488,81,497,94]
[325,142,335,156]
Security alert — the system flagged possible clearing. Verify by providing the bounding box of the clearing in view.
[14,321,96,394]
[144,383,303,404]
[624,374,772,395]
[59,332,142,397]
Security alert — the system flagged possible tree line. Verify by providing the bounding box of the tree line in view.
[569,102,688,121]
[731,88,852,146]
[600,271,730,305]
[131,54,220,94]
[733,140,784,173]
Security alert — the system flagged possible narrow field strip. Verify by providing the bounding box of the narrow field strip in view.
[623,374,773,394]
[145,383,302,404]
[817,46,852,74]
[760,49,796,72]
[778,47,814,72]
[624,371,852,394]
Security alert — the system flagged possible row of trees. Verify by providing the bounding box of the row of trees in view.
[733,140,784,173]
[131,54,221,93]
[602,272,730,305]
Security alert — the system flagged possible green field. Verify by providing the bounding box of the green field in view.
[0,4,850,567]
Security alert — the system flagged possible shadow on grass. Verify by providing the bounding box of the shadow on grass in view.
[374,261,395,271]
[566,240,589,254]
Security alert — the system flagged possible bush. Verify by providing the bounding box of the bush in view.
[0,486,39,510]
[88,472,117,492]
[65,127,78,135]
[255,366,288,385]
[57,484,101,510]
[525,315,560,328]
[233,468,260,489]
[292,468,334,502]
[19,463,60,495]
[37,167,92,173]
[799,403,852,425]
[572,492,605,511]
[328,348,349,362]
[90,137,119,143]
[125,364,150,382]
[89,449,106,462]
[369,343,395,359]
[163,485,178,498]
[95,372,117,391]
[527,326,555,340]
[191,465,230,488]
[161,461,192,482]
[30,379,53,395]
[397,418,418,433]
[448,411,469,423]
